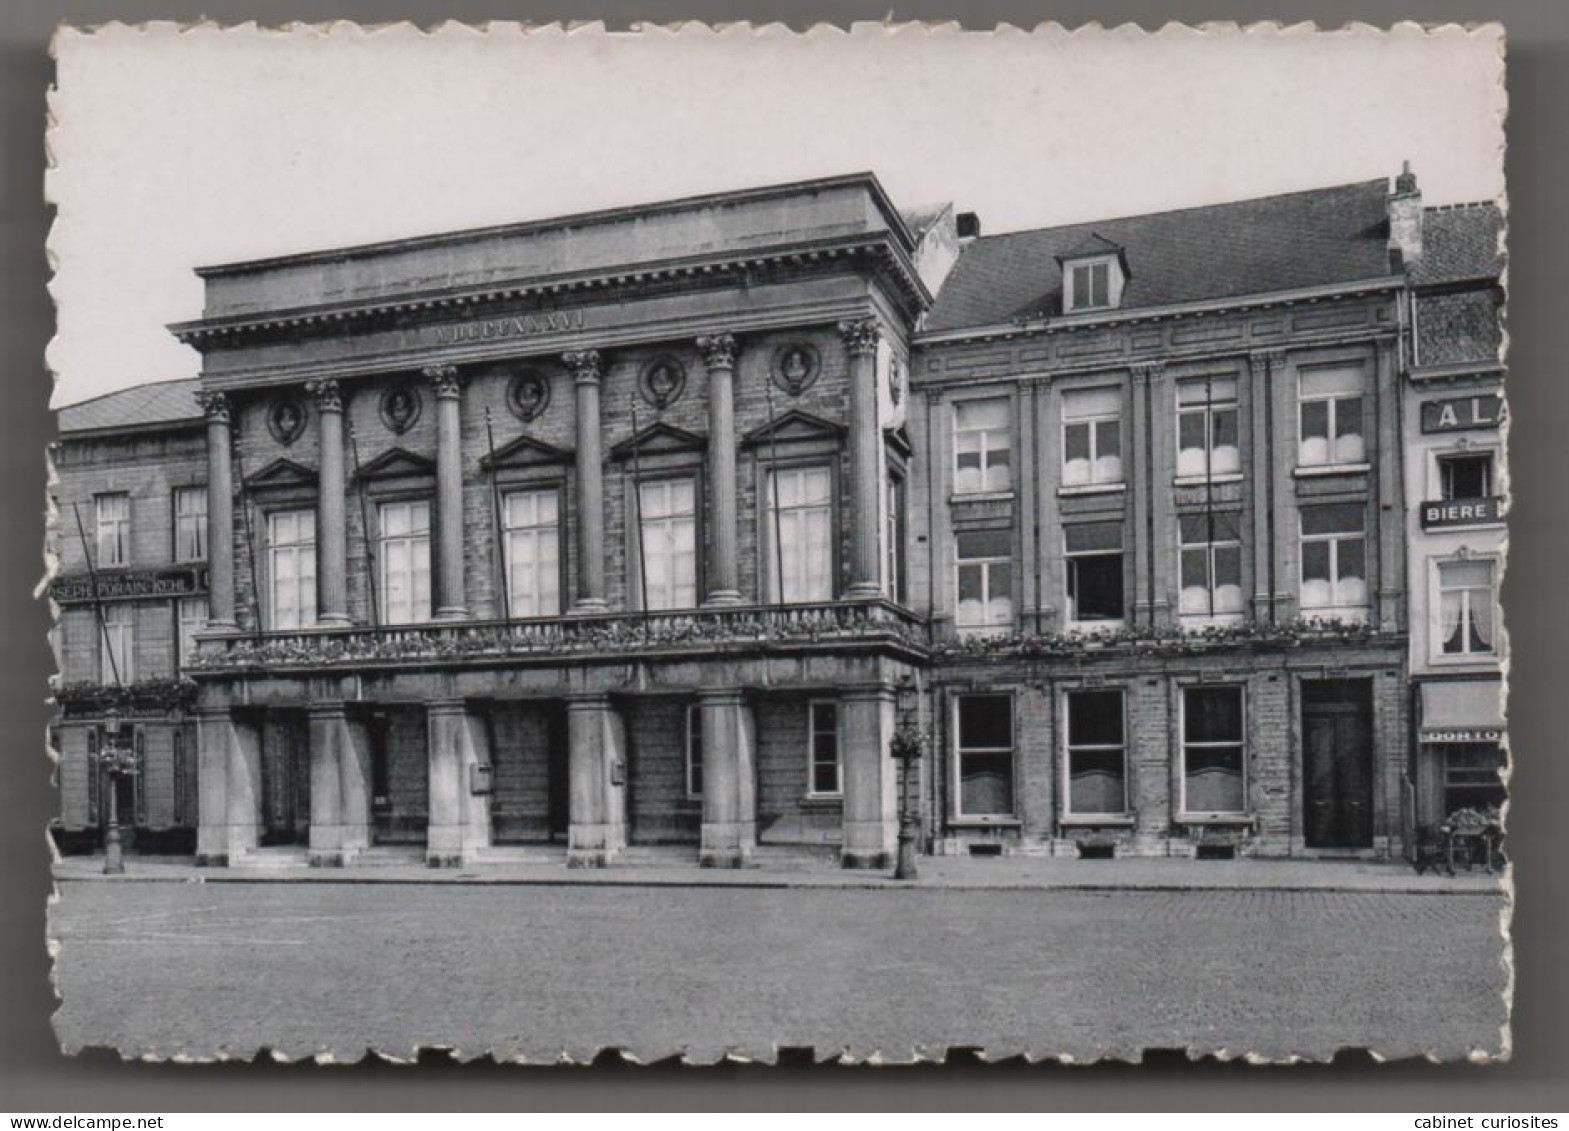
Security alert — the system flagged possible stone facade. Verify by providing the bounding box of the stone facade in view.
[50,171,1505,867]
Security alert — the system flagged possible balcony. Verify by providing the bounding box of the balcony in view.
[187,598,930,674]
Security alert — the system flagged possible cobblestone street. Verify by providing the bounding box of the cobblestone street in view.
[49,881,1508,1064]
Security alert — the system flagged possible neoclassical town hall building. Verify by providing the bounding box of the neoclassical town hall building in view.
[50,168,1507,867]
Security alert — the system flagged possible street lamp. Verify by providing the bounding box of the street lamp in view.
[890,688,927,882]
[98,704,137,875]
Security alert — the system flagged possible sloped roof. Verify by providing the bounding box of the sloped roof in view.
[925,180,1394,333]
[56,378,202,435]
[1411,203,1505,286]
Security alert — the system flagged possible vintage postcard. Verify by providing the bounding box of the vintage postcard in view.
[44,21,1508,1064]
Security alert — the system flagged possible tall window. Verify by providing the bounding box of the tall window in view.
[1176,377,1240,479]
[503,488,561,618]
[685,703,703,799]
[1064,521,1124,626]
[1182,686,1246,815]
[379,500,432,625]
[886,474,907,605]
[1439,453,1494,500]
[954,694,1014,818]
[177,596,208,665]
[953,398,1012,494]
[1300,504,1367,621]
[637,478,697,611]
[808,701,841,797]
[267,509,316,630]
[955,529,1014,636]
[1178,513,1244,621]
[765,466,833,603]
[1298,367,1366,467]
[100,604,134,684]
[1438,560,1497,657]
[174,487,208,562]
[1061,388,1123,487]
[1069,261,1111,311]
[1065,689,1127,816]
[94,493,130,567]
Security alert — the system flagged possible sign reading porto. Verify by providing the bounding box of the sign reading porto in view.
[52,567,209,605]
[1421,497,1502,529]
[1420,394,1504,433]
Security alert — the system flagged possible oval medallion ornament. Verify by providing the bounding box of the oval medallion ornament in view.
[773,342,821,397]
[507,369,552,423]
[267,395,307,446]
[380,382,422,435]
[889,355,906,406]
[640,355,686,410]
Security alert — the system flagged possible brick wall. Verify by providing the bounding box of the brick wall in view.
[488,701,557,841]
[755,692,842,844]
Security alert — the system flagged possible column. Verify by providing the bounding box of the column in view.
[423,365,469,620]
[698,689,755,867]
[838,318,884,598]
[1141,361,1174,625]
[564,350,608,612]
[1129,364,1155,625]
[194,706,231,865]
[425,699,492,867]
[840,685,898,869]
[196,392,237,629]
[306,703,371,866]
[1248,351,1283,624]
[306,379,351,626]
[565,694,627,867]
[697,334,743,605]
[215,710,262,864]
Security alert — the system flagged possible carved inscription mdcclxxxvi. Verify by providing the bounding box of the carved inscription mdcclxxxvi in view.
[428,309,586,345]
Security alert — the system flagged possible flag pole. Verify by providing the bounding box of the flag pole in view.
[762,375,787,606]
[70,501,122,689]
[628,395,649,617]
[347,421,380,628]
[232,435,264,638]
[484,407,511,623]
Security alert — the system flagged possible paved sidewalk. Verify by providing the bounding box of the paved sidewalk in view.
[52,849,1506,894]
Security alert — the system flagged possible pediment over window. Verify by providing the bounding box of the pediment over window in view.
[740,409,847,450]
[884,423,914,460]
[353,446,436,482]
[609,421,707,463]
[244,457,317,491]
[481,433,574,471]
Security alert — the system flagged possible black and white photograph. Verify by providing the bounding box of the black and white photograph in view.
[42,21,1509,1064]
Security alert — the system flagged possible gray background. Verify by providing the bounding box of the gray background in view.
[3,0,1563,1111]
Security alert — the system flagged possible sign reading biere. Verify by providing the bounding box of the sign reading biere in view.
[51,566,209,604]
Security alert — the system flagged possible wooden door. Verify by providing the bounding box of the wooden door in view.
[1303,681,1374,848]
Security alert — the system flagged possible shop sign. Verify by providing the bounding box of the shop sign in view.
[51,566,209,604]
[1420,728,1504,743]
[1420,394,1503,434]
[1420,496,1501,529]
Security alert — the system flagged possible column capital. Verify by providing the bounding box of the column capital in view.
[562,349,604,386]
[304,378,343,413]
[196,390,231,423]
[837,317,882,357]
[1130,359,1165,386]
[696,333,738,371]
[422,364,463,399]
[1249,348,1287,376]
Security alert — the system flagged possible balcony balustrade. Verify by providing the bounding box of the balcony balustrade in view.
[188,598,929,673]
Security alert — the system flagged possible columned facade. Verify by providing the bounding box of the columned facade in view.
[197,391,237,630]
[425,365,470,620]
[306,378,352,626]
[564,350,608,613]
[839,318,885,598]
[698,334,742,605]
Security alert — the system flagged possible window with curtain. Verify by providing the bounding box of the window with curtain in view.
[177,596,208,666]
[955,529,1014,635]
[1300,504,1368,621]
[379,500,432,625]
[1065,521,1124,625]
[764,466,833,603]
[95,493,130,567]
[174,487,207,562]
[503,488,561,618]
[1068,261,1111,311]
[1438,560,1496,656]
[955,694,1014,817]
[100,604,134,684]
[1178,512,1244,622]
[1298,366,1366,467]
[1182,686,1246,815]
[953,398,1013,494]
[1176,377,1239,479]
[1439,453,1494,501]
[1062,387,1123,487]
[1065,689,1128,816]
[267,509,316,630]
[637,478,697,611]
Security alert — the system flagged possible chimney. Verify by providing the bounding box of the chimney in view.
[956,211,982,242]
[1387,160,1423,271]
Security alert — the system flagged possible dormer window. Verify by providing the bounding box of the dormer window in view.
[1058,236,1128,315]
[1069,259,1112,311]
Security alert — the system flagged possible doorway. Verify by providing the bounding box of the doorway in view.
[260,710,310,846]
[1302,679,1375,849]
